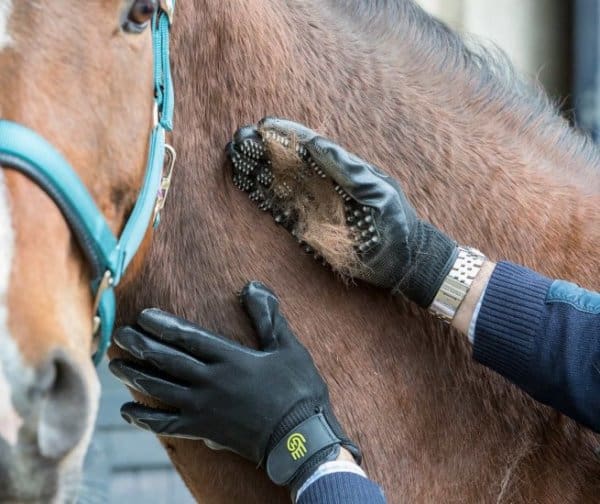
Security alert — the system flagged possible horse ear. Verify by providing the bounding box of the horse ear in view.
[239,281,285,351]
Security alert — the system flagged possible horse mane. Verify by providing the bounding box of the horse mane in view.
[328,0,600,187]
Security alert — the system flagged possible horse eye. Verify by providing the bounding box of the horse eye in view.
[123,0,158,33]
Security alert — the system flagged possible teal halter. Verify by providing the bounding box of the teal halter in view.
[0,1,176,365]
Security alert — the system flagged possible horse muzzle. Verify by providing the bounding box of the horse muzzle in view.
[0,349,96,503]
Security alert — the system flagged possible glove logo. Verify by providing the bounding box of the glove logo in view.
[287,433,307,460]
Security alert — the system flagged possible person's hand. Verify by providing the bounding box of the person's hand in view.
[229,117,458,307]
[109,281,361,488]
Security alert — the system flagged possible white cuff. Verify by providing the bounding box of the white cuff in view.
[294,461,367,502]
[467,284,488,344]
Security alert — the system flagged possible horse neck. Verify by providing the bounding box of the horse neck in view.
[176,0,599,287]
[387,47,600,283]
[324,1,600,283]
[128,3,600,501]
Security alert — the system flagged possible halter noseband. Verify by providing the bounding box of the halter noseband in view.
[0,0,176,365]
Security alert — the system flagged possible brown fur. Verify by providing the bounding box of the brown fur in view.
[117,1,600,502]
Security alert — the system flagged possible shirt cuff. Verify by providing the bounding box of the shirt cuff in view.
[294,461,367,502]
[467,283,488,344]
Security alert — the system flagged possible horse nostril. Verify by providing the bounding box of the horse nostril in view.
[36,351,90,459]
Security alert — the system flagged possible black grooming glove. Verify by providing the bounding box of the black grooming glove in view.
[233,117,459,307]
[109,281,360,488]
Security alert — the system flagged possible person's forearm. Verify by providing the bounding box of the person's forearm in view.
[444,259,600,432]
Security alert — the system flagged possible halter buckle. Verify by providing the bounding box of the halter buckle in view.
[159,0,175,25]
[153,143,177,227]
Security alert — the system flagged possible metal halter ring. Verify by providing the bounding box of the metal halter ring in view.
[159,0,175,24]
[153,143,177,227]
[92,270,114,336]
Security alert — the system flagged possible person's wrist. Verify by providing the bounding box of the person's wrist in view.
[335,447,358,464]
[291,447,365,503]
[428,247,491,327]
[452,259,496,336]
[288,444,342,492]
[264,403,361,488]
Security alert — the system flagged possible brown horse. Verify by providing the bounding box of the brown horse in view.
[0,1,161,501]
[116,0,600,503]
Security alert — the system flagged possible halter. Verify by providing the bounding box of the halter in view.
[0,1,176,365]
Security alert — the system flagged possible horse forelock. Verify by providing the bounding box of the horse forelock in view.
[0,0,13,51]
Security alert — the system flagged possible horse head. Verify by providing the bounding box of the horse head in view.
[0,1,171,500]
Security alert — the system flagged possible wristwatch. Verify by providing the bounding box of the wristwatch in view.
[428,247,486,323]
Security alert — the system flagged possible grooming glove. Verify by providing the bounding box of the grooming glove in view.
[232,117,459,307]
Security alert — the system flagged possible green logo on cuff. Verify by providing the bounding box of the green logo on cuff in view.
[287,433,307,460]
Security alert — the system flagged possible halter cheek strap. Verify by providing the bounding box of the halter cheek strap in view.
[0,1,176,365]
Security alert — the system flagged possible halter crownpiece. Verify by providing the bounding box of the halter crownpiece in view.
[0,1,176,365]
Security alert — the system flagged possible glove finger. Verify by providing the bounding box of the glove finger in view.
[137,308,246,362]
[258,117,320,144]
[239,281,290,351]
[109,358,191,408]
[120,402,188,437]
[120,404,238,454]
[114,326,207,383]
[305,136,395,208]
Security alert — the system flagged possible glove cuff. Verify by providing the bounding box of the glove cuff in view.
[394,221,459,307]
[264,402,361,488]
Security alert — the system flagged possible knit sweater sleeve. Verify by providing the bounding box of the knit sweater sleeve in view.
[296,471,386,504]
[473,261,600,432]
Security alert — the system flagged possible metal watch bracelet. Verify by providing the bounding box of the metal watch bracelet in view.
[428,247,486,323]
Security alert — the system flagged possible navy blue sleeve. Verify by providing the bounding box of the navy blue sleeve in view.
[473,261,600,432]
[296,472,386,504]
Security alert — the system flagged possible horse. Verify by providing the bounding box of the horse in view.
[115,0,600,502]
[0,1,171,501]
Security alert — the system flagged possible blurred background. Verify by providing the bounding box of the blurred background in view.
[421,0,600,140]
[419,0,571,99]
[83,1,599,502]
